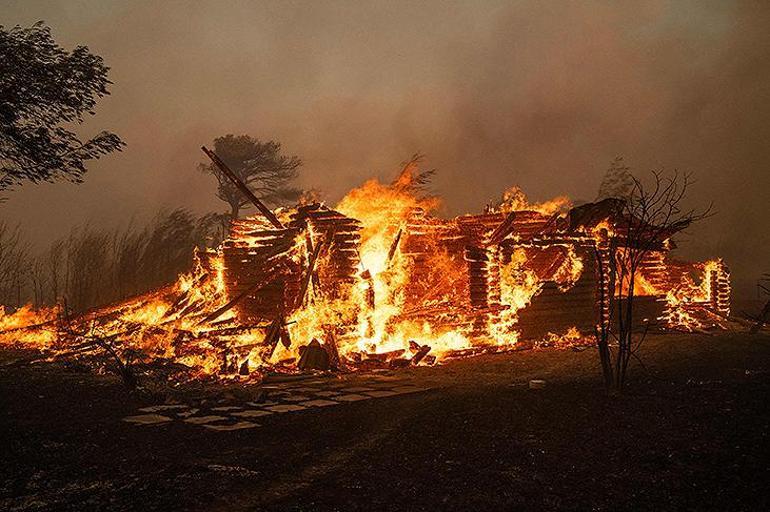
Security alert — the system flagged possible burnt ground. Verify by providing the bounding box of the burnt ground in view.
[1,332,769,512]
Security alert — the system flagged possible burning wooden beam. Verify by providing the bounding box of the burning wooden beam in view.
[387,228,403,264]
[295,236,326,309]
[199,262,287,324]
[486,210,516,246]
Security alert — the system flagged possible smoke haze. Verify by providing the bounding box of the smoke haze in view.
[1,0,768,295]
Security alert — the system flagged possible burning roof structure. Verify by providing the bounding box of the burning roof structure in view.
[0,152,730,381]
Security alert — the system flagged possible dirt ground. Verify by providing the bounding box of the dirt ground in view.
[2,331,769,511]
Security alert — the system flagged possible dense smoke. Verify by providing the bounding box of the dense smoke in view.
[1,0,768,295]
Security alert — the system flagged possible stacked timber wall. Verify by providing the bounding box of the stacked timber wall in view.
[222,220,301,321]
[222,205,362,322]
[290,204,362,302]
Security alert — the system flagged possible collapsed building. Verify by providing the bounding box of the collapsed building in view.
[215,197,730,359]
[0,150,731,378]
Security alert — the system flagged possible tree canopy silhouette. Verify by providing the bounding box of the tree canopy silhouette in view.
[199,134,302,219]
[596,156,634,201]
[0,22,124,195]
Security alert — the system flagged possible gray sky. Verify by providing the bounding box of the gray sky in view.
[1,0,768,295]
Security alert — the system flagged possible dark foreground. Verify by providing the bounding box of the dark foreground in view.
[2,332,769,511]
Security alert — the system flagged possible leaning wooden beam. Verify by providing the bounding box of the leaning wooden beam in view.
[201,146,284,229]
[295,237,326,308]
[534,212,561,236]
[199,262,287,325]
[163,272,210,319]
[486,211,516,246]
[386,228,403,264]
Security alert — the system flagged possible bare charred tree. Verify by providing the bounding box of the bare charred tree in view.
[29,256,47,307]
[199,134,302,220]
[38,240,65,306]
[1,209,219,313]
[0,222,30,308]
[595,170,712,392]
[64,227,111,312]
[750,273,770,334]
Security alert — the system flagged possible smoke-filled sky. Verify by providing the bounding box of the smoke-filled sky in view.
[1,0,768,295]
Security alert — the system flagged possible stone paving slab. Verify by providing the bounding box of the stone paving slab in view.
[183,415,228,425]
[333,393,371,402]
[281,394,311,402]
[299,399,339,407]
[123,414,173,425]
[138,405,188,413]
[203,421,259,431]
[313,390,341,397]
[364,390,398,398]
[231,409,274,418]
[124,377,435,431]
[263,404,307,413]
[392,386,429,394]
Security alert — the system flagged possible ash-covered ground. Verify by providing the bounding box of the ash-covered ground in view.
[2,332,769,511]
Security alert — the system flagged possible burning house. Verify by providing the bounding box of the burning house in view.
[0,150,731,379]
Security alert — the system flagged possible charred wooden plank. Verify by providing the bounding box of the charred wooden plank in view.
[387,228,403,264]
[487,210,516,246]
[364,349,405,362]
[295,237,326,308]
[411,344,431,365]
